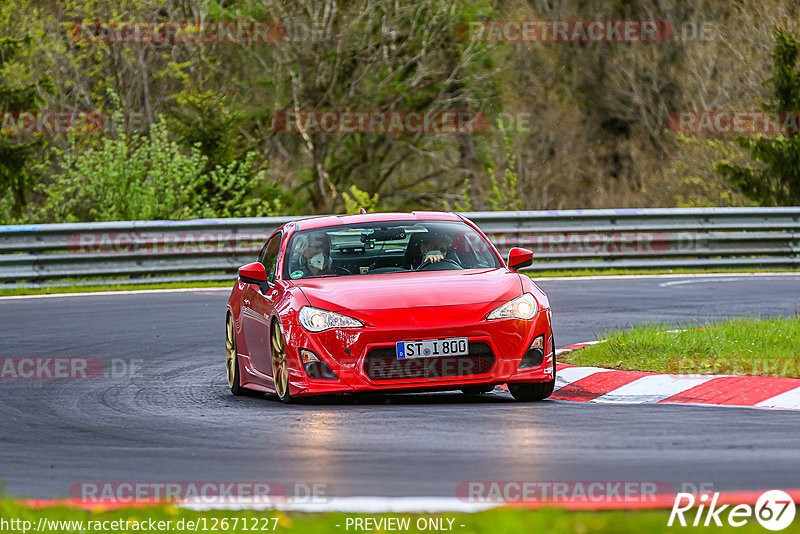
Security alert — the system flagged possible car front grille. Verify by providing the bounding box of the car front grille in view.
[363,342,495,381]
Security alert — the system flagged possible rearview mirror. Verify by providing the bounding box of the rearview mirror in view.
[360,227,406,243]
[238,262,268,288]
[507,247,534,271]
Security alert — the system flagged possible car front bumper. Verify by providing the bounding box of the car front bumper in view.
[281,307,554,397]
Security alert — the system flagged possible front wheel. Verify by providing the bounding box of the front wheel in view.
[508,380,554,401]
[509,338,556,401]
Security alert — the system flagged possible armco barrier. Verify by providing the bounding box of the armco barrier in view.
[0,208,798,287]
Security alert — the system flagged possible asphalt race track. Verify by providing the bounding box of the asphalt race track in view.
[1,274,799,500]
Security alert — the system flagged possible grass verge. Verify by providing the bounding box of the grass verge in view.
[0,281,229,297]
[1,501,794,534]
[561,316,800,377]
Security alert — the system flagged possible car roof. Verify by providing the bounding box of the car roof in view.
[293,211,462,231]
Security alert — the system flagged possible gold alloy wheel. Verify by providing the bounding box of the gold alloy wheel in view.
[271,323,289,399]
[225,316,237,388]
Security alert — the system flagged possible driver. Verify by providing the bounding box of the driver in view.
[419,233,450,266]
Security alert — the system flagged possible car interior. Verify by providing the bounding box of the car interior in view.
[285,222,500,278]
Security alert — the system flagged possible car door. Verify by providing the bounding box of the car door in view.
[241,231,283,378]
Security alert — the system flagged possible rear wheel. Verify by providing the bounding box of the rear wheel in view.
[461,385,494,396]
[225,314,244,396]
[271,322,292,403]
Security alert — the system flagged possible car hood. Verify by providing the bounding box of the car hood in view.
[292,268,522,311]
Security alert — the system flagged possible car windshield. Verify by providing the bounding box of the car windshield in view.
[284,220,501,279]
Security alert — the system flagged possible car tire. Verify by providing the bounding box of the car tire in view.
[509,334,556,401]
[508,379,554,401]
[226,314,245,396]
[271,321,293,403]
[461,385,494,395]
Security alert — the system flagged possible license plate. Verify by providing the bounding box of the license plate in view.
[396,337,469,359]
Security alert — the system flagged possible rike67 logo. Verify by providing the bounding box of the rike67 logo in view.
[669,490,795,530]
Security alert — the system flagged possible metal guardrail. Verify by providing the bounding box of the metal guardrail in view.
[0,208,798,288]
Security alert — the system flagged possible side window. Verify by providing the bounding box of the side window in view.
[259,232,282,284]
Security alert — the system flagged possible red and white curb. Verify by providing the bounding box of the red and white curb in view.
[550,343,800,411]
[555,341,602,355]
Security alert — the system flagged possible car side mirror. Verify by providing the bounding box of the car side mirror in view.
[507,247,534,271]
[238,262,268,291]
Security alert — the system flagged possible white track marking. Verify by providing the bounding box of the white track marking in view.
[592,374,715,404]
[535,272,799,283]
[659,275,800,287]
[658,278,800,287]
[755,387,800,410]
[180,496,497,513]
[0,287,230,300]
[659,278,740,287]
[553,366,614,391]
[556,340,601,356]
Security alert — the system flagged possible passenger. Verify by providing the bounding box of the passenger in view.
[299,232,337,277]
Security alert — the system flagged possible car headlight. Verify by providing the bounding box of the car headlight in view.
[486,293,538,320]
[299,306,363,332]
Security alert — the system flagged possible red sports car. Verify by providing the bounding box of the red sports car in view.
[225,211,555,402]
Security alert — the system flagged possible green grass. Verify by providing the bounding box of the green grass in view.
[562,316,800,377]
[0,281,229,297]
[2,501,796,533]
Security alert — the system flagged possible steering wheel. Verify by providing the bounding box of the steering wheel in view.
[417,258,462,271]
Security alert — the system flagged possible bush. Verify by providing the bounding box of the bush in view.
[45,119,283,222]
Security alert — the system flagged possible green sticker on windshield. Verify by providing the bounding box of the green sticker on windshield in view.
[291,270,304,279]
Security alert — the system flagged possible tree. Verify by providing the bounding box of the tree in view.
[244,0,500,212]
[0,36,54,219]
[716,26,800,205]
